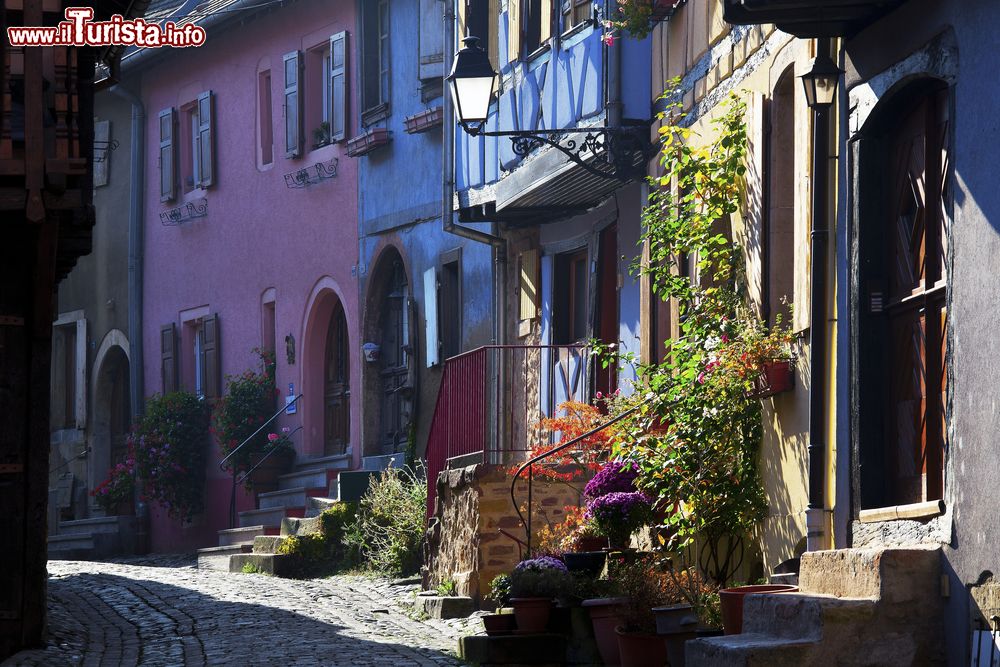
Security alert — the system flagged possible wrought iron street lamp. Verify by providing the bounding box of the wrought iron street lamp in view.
[447,36,653,181]
[800,50,841,109]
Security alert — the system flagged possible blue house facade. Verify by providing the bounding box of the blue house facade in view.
[449,1,653,450]
[352,0,496,464]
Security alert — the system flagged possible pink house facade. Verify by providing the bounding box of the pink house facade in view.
[123,0,360,552]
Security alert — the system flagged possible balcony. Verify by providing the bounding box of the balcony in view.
[723,0,908,37]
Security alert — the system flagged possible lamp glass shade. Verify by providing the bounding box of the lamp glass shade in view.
[802,72,838,108]
[449,74,496,126]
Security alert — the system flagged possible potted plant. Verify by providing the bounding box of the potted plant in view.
[481,574,517,636]
[718,583,797,635]
[246,430,296,493]
[509,556,572,634]
[557,507,608,577]
[586,490,653,550]
[612,556,673,667]
[312,121,331,148]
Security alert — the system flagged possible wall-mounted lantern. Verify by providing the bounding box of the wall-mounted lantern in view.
[362,343,380,363]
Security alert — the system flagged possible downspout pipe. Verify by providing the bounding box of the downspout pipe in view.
[109,82,147,552]
[605,0,623,130]
[806,37,834,551]
[109,83,145,421]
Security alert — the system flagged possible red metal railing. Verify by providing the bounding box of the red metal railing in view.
[425,344,617,515]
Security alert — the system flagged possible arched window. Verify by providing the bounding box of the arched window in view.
[765,68,796,326]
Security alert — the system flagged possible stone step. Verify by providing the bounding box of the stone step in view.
[56,515,131,536]
[687,633,817,666]
[217,525,279,547]
[196,544,252,571]
[257,486,327,510]
[361,452,405,471]
[238,506,305,528]
[799,545,941,603]
[48,532,96,560]
[459,633,567,666]
[277,467,337,491]
[293,453,352,473]
[741,592,877,641]
[280,514,323,537]
[253,535,287,553]
[416,595,475,619]
[305,496,339,518]
[230,552,295,576]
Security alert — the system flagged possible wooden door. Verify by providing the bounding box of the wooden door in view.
[378,261,410,454]
[324,303,350,456]
[595,224,619,398]
[883,89,948,504]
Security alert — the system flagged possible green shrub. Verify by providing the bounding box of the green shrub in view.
[436,579,457,597]
[346,466,427,576]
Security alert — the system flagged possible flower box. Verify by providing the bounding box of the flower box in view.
[346,127,391,157]
[403,107,443,134]
[750,359,795,398]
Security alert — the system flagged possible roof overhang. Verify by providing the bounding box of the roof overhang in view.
[723,0,908,37]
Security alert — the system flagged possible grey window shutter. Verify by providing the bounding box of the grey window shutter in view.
[161,323,178,393]
[158,108,175,201]
[283,51,301,157]
[418,0,443,81]
[197,91,214,187]
[329,32,348,142]
[201,313,221,399]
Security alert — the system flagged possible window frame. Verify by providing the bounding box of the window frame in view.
[361,0,391,125]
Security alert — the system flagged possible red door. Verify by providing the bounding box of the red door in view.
[324,303,350,456]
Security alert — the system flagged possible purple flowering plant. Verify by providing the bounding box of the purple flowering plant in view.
[585,491,653,548]
[584,460,640,499]
[510,556,573,600]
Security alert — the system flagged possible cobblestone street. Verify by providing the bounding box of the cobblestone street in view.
[2,557,481,666]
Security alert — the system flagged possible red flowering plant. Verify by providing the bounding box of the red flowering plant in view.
[513,400,620,484]
[91,459,135,514]
[212,349,291,484]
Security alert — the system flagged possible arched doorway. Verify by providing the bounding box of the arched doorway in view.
[92,340,132,515]
[855,79,950,509]
[323,302,350,456]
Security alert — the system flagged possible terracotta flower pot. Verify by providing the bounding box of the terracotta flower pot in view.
[615,627,668,667]
[719,584,798,635]
[510,597,552,634]
[247,448,294,495]
[482,612,516,636]
[582,597,629,666]
[753,359,794,397]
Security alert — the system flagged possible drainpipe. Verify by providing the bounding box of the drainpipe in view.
[441,0,507,461]
[805,38,835,552]
[109,83,147,552]
[605,0,623,130]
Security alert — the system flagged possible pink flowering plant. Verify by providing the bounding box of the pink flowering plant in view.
[212,349,291,482]
[129,391,210,522]
[91,459,135,513]
[603,0,654,44]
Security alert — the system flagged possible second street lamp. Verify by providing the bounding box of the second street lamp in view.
[446,35,654,182]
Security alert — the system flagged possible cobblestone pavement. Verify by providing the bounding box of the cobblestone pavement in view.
[3,556,485,666]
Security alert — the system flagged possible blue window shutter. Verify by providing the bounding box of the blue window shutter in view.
[283,50,301,157]
[329,32,348,142]
[197,91,214,187]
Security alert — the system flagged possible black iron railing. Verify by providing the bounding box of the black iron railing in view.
[221,394,303,529]
[509,402,645,557]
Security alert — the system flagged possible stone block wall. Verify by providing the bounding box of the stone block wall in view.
[424,463,591,604]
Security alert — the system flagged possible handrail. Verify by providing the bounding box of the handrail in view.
[219,393,303,471]
[509,401,646,556]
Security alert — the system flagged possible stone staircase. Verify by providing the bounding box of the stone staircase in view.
[48,515,137,561]
[196,454,350,571]
[688,546,946,665]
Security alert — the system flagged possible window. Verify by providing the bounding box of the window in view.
[52,313,86,431]
[158,91,214,199]
[164,313,220,398]
[259,70,273,165]
[765,70,795,327]
[459,0,499,76]
[561,0,592,31]
[262,297,276,358]
[524,0,552,56]
[439,250,462,360]
[286,33,348,155]
[361,0,390,122]
[553,249,589,345]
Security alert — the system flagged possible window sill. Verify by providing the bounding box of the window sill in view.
[362,103,390,128]
[858,499,945,523]
[559,19,594,42]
